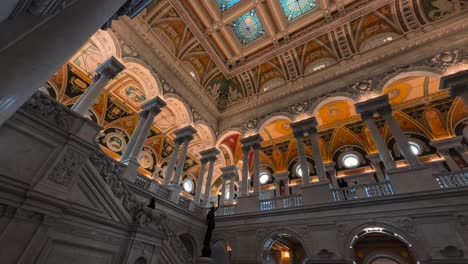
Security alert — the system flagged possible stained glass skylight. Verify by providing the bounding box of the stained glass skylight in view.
[230,10,265,45]
[280,0,317,21]
[216,0,241,12]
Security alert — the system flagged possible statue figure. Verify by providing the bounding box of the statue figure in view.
[201,196,221,257]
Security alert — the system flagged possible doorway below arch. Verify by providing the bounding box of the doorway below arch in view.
[351,227,418,264]
[263,233,307,264]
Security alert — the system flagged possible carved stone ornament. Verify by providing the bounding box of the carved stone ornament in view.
[23,92,73,131]
[49,147,86,187]
[350,79,374,95]
[243,119,258,130]
[317,249,333,259]
[427,50,465,71]
[440,245,464,258]
[289,101,310,115]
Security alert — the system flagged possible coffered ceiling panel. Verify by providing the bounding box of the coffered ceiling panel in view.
[142,0,468,109]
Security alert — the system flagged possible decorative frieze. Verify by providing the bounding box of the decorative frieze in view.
[49,147,87,187]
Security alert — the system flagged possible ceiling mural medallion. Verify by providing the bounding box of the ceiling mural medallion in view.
[216,0,242,12]
[280,0,318,21]
[230,9,265,45]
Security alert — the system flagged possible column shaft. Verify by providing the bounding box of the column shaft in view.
[362,116,396,170]
[309,131,327,182]
[172,139,191,185]
[0,0,127,126]
[252,145,261,193]
[164,140,181,185]
[72,74,111,115]
[228,178,235,204]
[120,111,149,162]
[220,178,227,205]
[194,161,208,203]
[241,147,250,196]
[203,160,216,204]
[295,135,310,185]
[382,111,420,167]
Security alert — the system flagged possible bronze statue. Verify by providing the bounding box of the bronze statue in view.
[201,195,221,257]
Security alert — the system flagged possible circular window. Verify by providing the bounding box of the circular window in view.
[182,180,194,193]
[342,154,360,168]
[259,172,270,184]
[409,141,422,156]
[296,164,311,177]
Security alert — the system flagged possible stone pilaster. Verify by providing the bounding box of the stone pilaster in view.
[240,134,263,195]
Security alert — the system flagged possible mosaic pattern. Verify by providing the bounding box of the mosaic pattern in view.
[230,10,265,45]
[216,0,241,12]
[280,0,317,21]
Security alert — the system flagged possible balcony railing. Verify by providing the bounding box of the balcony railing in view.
[259,199,276,211]
[223,205,237,215]
[135,173,151,190]
[283,195,303,208]
[157,185,172,199]
[178,196,191,209]
[332,181,394,201]
[434,169,468,188]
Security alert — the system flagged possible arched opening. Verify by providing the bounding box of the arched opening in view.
[351,227,418,264]
[211,240,232,264]
[179,233,197,261]
[262,233,307,264]
[133,257,147,264]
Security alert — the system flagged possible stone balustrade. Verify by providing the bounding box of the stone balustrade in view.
[434,169,468,188]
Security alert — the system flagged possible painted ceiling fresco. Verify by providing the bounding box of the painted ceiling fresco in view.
[141,0,468,108]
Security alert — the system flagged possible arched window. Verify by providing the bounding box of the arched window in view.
[259,172,270,184]
[183,179,194,193]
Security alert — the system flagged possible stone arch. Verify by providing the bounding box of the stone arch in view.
[258,228,310,263]
[311,95,358,125]
[194,122,216,148]
[90,29,121,59]
[122,57,162,98]
[164,93,193,129]
[343,222,424,261]
[216,129,243,148]
[377,68,443,92]
[179,233,198,261]
[256,113,294,134]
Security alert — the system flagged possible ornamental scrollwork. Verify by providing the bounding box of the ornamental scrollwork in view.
[23,92,74,131]
[49,147,86,187]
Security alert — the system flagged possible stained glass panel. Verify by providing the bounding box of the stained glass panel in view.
[216,0,241,12]
[280,0,317,21]
[230,10,265,45]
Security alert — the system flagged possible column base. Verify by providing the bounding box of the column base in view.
[301,182,334,206]
[387,165,439,193]
[120,158,140,182]
[236,194,259,214]
[168,185,182,204]
[197,257,215,264]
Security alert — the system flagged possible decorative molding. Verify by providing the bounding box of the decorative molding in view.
[49,147,87,187]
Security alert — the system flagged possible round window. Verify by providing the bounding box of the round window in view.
[296,164,311,177]
[342,154,360,168]
[259,172,270,184]
[182,180,194,193]
[409,141,421,156]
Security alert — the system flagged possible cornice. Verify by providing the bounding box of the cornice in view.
[112,18,221,129]
[218,15,468,131]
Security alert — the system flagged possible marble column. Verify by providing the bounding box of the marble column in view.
[164,139,182,185]
[293,132,310,185]
[324,162,339,188]
[252,143,261,193]
[360,112,396,170]
[201,148,220,206]
[220,176,227,206]
[172,135,193,185]
[228,176,236,204]
[367,154,387,182]
[241,146,250,196]
[240,134,263,194]
[220,165,239,205]
[431,136,465,172]
[440,69,468,110]
[194,158,208,204]
[273,172,290,196]
[120,97,166,181]
[308,126,327,182]
[72,57,125,115]
[380,106,420,167]
[0,0,128,127]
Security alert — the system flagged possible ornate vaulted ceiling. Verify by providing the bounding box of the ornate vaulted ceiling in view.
[140,0,468,110]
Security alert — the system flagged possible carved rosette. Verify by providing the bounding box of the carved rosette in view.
[427,50,466,71]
